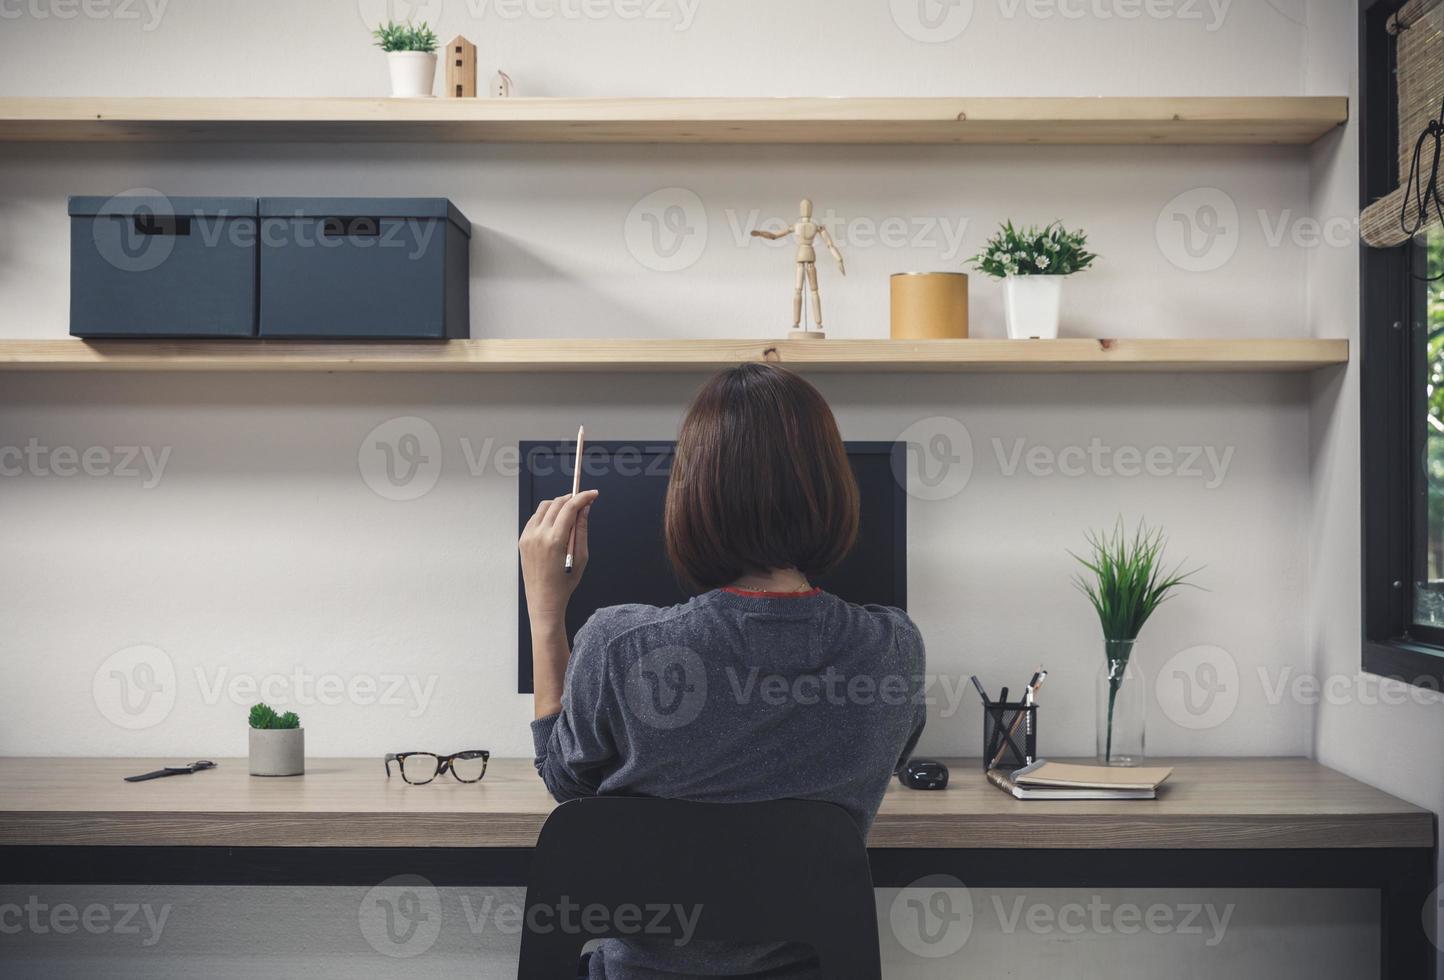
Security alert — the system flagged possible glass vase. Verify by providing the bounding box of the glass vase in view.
[1097,639,1145,766]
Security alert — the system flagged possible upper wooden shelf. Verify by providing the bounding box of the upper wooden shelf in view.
[0,97,1349,144]
[0,338,1348,373]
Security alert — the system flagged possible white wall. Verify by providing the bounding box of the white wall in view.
[0,1,1433,977]
[0,0,1311,99]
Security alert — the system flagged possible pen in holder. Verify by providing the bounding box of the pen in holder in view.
[983,700,1038,771]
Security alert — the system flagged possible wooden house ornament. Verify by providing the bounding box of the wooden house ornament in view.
[446,36,478,98]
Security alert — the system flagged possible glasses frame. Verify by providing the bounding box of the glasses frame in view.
[384,750,491,785]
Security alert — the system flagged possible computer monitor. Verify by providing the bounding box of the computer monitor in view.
[516,440,906,693]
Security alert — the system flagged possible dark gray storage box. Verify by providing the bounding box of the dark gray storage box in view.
[258,198,471,339]
[69,196,258,338]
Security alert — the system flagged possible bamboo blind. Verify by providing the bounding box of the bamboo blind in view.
[1361,0,1444,247]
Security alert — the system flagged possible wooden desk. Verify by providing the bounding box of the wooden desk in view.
[0,756,1431,850]
[1,757,1436,977]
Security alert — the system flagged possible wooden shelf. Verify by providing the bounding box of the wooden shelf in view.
[0,338,1349,373]
[0,97,1349,145]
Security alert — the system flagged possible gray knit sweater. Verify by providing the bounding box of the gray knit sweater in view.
[531,587,927,979]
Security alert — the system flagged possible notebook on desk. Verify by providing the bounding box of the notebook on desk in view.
[987,760,1174,800]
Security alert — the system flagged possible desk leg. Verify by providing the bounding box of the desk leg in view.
[1382,854,1437,980]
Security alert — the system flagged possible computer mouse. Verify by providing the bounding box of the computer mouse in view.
[899,758,949,790]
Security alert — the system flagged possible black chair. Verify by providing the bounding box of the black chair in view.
[516,796,882,979]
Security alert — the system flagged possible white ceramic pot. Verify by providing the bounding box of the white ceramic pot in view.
[1002,275,1064,340]
[249,727,305,777]
[387,51,437,98]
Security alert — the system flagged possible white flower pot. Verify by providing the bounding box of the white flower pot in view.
[1003,275,1064,340]
[387,51,437,98]
[249,727,304,777]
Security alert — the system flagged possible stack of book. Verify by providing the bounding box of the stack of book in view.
[987,760,1174,800]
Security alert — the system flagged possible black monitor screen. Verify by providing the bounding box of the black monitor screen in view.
[516,440,906,692]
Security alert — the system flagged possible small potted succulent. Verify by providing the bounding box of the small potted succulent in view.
[970,220,1097,339]
[374,21,439,98]
[248,702,304,777]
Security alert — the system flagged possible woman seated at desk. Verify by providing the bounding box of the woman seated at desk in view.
[519,362,927,980]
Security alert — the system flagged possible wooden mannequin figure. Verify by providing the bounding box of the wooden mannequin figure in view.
[750,198,846,340]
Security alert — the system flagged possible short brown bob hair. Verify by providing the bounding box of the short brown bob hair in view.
[664,362,860,590]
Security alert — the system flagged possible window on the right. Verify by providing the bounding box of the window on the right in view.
[1359,0,1444,691]
[1418,229,1444,630]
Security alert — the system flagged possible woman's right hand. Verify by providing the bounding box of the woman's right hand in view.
[518,489,600,627]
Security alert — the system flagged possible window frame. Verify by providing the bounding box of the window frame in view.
[1359,0,1444,691]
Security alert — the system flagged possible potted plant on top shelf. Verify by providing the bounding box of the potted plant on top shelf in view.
[374,21,440,98]
[970,220,1097,339]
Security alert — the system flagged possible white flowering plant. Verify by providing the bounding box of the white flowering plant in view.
[969,220,1097,278]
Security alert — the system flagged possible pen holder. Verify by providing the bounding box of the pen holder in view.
[983,702,1037,771]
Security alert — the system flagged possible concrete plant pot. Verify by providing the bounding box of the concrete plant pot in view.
[249,727,305,777]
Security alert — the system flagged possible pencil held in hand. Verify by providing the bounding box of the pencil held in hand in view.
[565,425,585,573]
